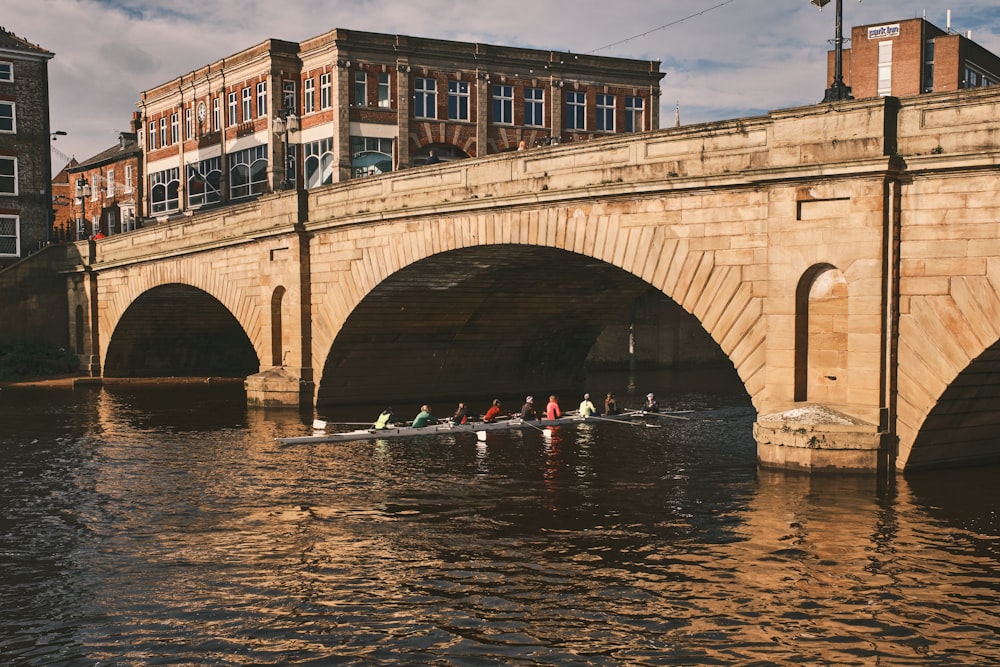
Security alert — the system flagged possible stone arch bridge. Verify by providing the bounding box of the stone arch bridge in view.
[57,90,1000,473]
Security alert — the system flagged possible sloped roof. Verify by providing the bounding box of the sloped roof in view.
[0,27,54,58]
[69,135,140,171]
[52,159,80,186]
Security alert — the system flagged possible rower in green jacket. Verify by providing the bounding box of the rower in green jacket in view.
[411,405,439,428]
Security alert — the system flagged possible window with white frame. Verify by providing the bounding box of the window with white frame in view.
[877,40,893,96]
[524,88,544,127]
[378,72,391,108]
[121,206,137,232]
[0,157,14,194]
[304,137,334,189]
[566,91,586,130]
[125,164,133,193]
[148,120,157,149]
[448,80,469,121]
[76,216,85,240]
[596,93,615,132]
[228,145,268,199]
[242,87,252,121]
[106,169,115,198]
[283,80,297,113]
[0,101,14,133]
[170,112,179,143]
[304,77,315,113]
[0,215,18,256]
[350,136,394,177]
[228,92,238,125]
[413,77,436,119]
[256,81,267,117]
[149,166,180,214]
[184,106,192,139]
[354,72,366,107]
[492,84,513,124]
[212,96,221,131]
[625,96,644,133]
[105,208,117,236]
[187,156,222,207]
[320,72,331,109]
[159,117,167,146]
[90,177,98,201]
[0,61,11,82]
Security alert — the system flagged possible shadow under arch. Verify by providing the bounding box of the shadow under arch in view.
[795,263,848,403]
[103,283,258,378]
[316,245,741,407]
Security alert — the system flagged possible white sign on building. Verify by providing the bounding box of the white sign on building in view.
[868,24,901,40]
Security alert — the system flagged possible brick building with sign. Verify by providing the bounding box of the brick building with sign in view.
[830,16,1000,99]
[137,28,664,220]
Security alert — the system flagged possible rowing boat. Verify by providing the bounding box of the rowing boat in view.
[276,410,651,445]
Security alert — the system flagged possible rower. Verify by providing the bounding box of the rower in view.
[374,407,395,429]
[412,405,439,428]
[579,393,598,417]
[452,402,470,425]
[483,399,502,423]
[644,393,659,413]
[520,396,538,420]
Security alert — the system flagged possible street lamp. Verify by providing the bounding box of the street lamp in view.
[75,176,91,240]
[811,0,857,102]
[273,107,299,190]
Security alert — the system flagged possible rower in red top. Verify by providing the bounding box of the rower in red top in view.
[545,395,561,420]
[483,399,502,423]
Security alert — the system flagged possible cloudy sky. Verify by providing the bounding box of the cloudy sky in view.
[8,0,1000,169]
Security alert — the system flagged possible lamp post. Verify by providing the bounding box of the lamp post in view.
[273,107,299,190]
[74,176,91,240]
[811,0,854,102]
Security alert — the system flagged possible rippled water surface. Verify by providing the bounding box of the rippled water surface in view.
[1,380,998,665]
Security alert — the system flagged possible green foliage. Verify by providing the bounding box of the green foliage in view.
[0,341,80,381]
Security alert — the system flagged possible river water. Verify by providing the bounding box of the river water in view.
[0,379,997,665]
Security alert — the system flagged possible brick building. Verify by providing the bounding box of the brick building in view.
[0,28,54,269]
[64,131,142,240]
[137,28,663,219]
[831,17,1000,99]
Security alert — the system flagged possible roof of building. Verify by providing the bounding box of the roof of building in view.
[52,159,80,186]
[0,26,54,58]
[69,134,141,172]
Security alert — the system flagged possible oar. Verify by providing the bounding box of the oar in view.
[644,411,691,421]
[585,414,662,428]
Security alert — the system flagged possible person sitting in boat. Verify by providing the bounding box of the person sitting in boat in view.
[374,407,395,429]
[604,392,619,415]
[579,393,598,417]
[520,396,538,420]
[412,405,439,428]
[483,399,502,423]
[452,402,470,425]
[546,395,562,420]
[644,393,659,413]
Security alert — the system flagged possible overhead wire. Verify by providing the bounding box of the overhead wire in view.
[587,0,740,54]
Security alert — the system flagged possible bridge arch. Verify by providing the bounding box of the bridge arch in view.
[103,283,258,378]
[309,201,765,408]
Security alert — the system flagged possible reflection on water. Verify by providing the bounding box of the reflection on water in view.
[0,381,998,665]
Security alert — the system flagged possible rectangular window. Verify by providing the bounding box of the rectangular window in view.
[283,80,297,113]
[524,87,544,127]
[212,96,221,131]
[125,164,134,193]
[378,72,391,108]
[159,117,167,146]
[242,87,252,121]
[91,177,98,201]
[0,61,11,82]
[448,80,469,121]
[148,120,157,149]
[877,40,893,97]
[170,112,179,143]
[492,85,514,125]
[320,72,331,109]
[566,91,586,130]
[0,215,19,256]
[0,156,14,194]
[0,101,14,133]
[256,81,267,117]
[354,71,367,107]
[625,96,644,133]
[413,77,436,119]
[228,92,238,125]
[106,169,115,198]
[184,106,192,139]
[596,94,615,132]
[923,39,935,93]
[304,78,315,113]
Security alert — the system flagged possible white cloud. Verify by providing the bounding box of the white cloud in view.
[8,0,1000,169]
